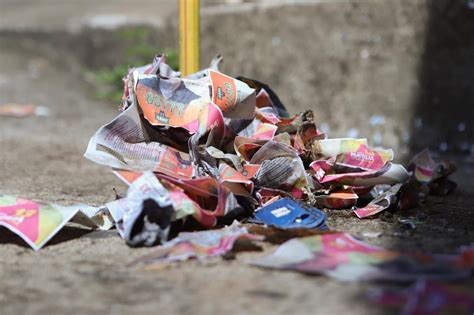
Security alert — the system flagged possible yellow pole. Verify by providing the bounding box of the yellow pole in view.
[179,0,200,76]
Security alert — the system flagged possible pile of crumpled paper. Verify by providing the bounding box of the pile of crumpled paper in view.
[82,54,420,246]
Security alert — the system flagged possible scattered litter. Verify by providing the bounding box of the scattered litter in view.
[409,149,457,196]
[121,172,176,247]
[80,54,416,248]
[247,224,325,244]
[249,232,473,282]
[250,198,327,230]
[370,184,392,198]
[352,148,458,219]
[0,53,463,315]
[77,54,464,254]
[353,184,402,218]
[314,188,358,209]
[0,194,112,251]
[136,221,262,268]
[105,172,225,242]
[0,103,50,117]
[369,280,474,315]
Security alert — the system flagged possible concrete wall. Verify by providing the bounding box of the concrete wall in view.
[200,0,474,158]
[201,1,430,158]
[2,0,473,159]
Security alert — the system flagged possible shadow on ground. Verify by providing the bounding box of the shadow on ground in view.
[402,1,474,252]
[0,226,92,248]
[411,0,474,154]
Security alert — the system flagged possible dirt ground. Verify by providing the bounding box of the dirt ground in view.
[1,2,474,315]
[1,36,473,315]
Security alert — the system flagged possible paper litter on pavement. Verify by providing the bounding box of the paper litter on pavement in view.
[249,232,473,282]
[0,194,112,251]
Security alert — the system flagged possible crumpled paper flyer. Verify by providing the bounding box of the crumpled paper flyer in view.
[249,232,473,282]
[136,221,262,267]
[0,194,112,251]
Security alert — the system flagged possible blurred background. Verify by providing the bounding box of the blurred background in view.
[1,0,473,160]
